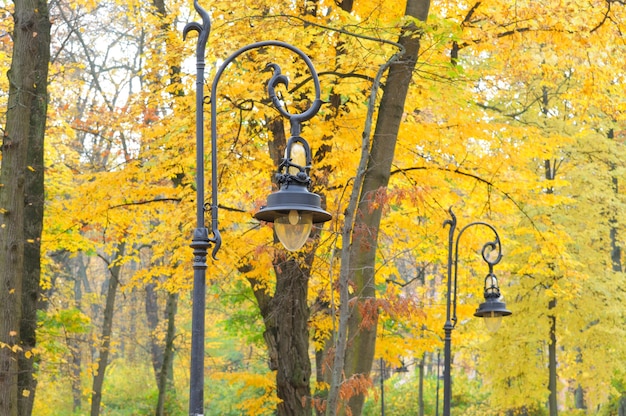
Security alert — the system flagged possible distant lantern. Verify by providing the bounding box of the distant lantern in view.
[474,272,512,332]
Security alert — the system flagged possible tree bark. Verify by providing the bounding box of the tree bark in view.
[542,88,558,416]
[418,355,424,416]
[71,254,89,412]
[156,291,178,416]
[145,283,164,385]
[19,0,51,412]
[0,1,51,415]
[275,256,314,415]
[249,252,315,416]
[90,243,125,416]
[338,0,430,414]
[548,298,558,416]
[609,128,623,416]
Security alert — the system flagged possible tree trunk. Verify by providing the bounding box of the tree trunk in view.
[339,1,430,414]
[276,255,314,416]
[0,1,51,414]
[573,385,584,410]
[146,283,164,385]
[619,395,626,416]
[542,90,558,416]
[314,335,332,416]
[609,129,622,416]
[156,291,178,416]
[249,252,314,416]
[548,298,557,416]
[71,255,89,412]
[90,243,125,416]
[19,1,51,413]
[418,355,424,416]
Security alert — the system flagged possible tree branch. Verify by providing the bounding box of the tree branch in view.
[390,165,547,240]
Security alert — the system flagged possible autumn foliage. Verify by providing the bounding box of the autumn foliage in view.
[1,0,626,414]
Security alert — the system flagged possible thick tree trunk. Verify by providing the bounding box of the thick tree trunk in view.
[340,1,430,414]
[250,253,314,416]
[19,1,51,413]
[90,243,125,416]
[275,257,313,415]
[0,1,50,415]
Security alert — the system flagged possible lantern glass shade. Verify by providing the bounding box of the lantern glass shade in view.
[475,299,512,334]
[274,210,313,251]
[482,310,503,332]
[475,299,511,332]
[254,181,331,251]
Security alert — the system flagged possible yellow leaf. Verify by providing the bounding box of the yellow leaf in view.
[22,389,30,397]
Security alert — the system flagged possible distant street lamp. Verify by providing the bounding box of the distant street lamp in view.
[183,1,331,414]
[442,208,512,416]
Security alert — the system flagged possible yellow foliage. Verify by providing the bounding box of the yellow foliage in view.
[31,0,626,412]
[213,371,279,415]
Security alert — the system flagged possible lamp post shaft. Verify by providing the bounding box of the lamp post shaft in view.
[443,322,453,416]
[184,1,211,414]
[189,231,209,415]
[443,210,457,416]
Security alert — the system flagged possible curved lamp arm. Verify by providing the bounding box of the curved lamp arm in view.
[184,1,324,259]
[444,207,503,328]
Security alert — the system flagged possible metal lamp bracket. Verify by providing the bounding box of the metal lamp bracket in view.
[183,0,324,260]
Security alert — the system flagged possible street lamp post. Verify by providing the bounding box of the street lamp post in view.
[183,1,331,414]
[442,208,512,416]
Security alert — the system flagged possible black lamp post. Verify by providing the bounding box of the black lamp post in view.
[183,1,331,414]
[442,208,512,416]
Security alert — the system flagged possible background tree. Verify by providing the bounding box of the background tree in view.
[327,0,431,414]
